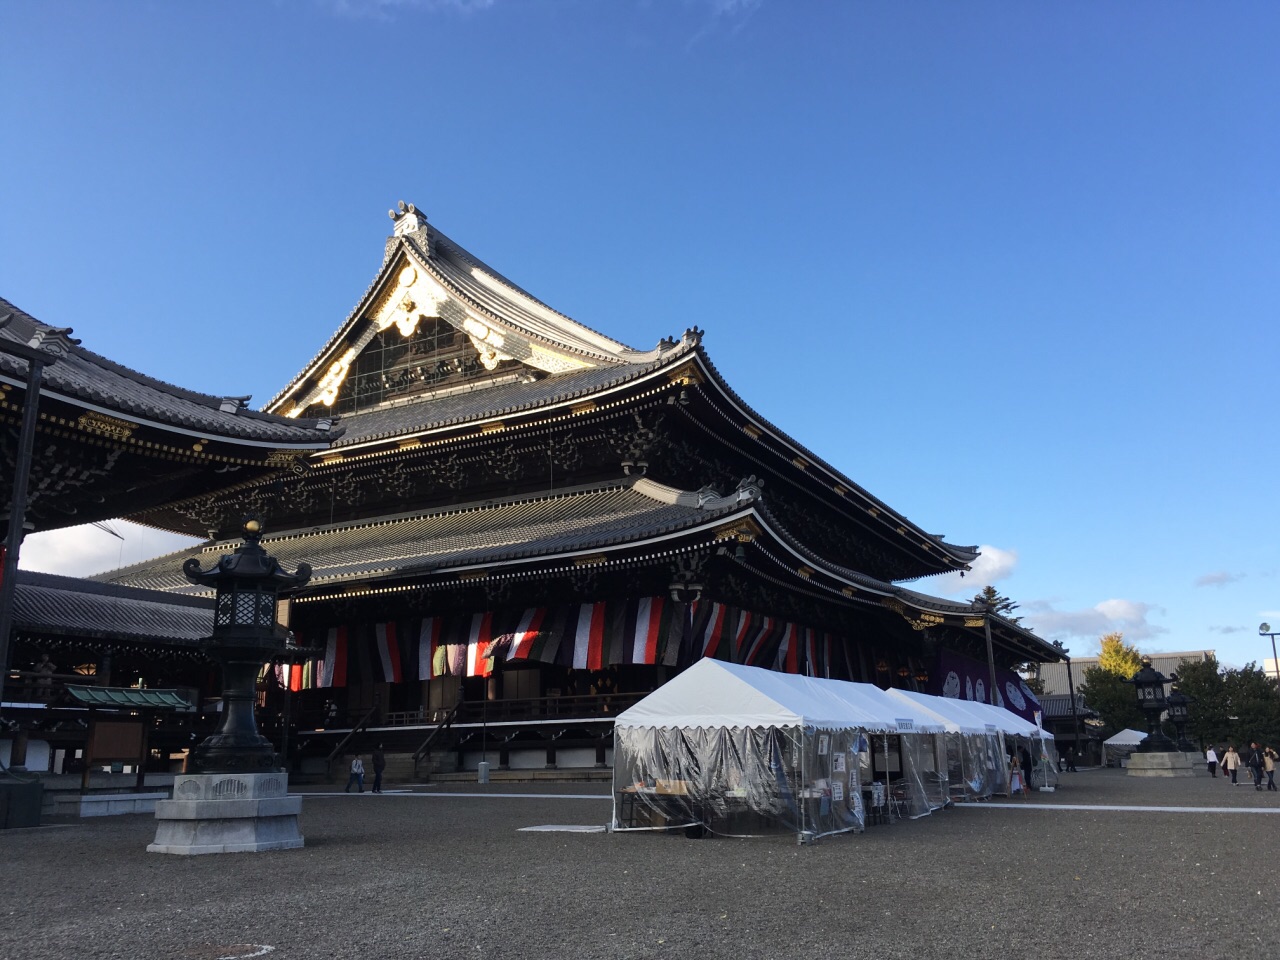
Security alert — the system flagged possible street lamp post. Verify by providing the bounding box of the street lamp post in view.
[1260,623,1280,688]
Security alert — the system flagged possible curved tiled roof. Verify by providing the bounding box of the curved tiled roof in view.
[330,342,693,447]
[0,298,337,446]
[97,477,749,594]
[14,570,213,644]
[266,212,679,414]
[424,228,643,361]
[686,347,981,568]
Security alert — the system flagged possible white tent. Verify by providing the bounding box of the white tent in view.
[1105,728,1148,747]
[613,660,952,840]
[615,659,899,733]
[1103,728,1147,768]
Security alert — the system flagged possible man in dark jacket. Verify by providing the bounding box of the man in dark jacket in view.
[1245,741,1265,791]
[372,744,387,794]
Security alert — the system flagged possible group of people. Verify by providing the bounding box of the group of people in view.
[1205,742,1279,791]
[345,745,387,793]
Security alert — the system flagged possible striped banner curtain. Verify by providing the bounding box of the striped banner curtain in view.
[301,598,844,682]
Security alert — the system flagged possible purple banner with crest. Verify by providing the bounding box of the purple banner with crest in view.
[929,649,1041,724]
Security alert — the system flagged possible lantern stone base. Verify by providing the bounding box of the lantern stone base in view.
[1183,751,1210,775]
[148,772,303,855]
[1126,751,1196,777]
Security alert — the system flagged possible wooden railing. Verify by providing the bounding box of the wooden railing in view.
[325,696,382,777]
[411,702,462,779]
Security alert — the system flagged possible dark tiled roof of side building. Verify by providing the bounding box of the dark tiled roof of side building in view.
[14,570,213,644]
[0,298,338,446]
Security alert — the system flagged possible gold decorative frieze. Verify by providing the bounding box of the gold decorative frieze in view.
[667,363,703,387]
[571,400,598,415]
[398,438,422,450]
[458,569,489,581]
[887,601,945,632]
[480,422,505,435]
[867,507,880,518]
[713,518,761,542]
[791,457,808,470]
[574,554,608,567]
[964,617,987,628]
[77,411,136,442]
[841,586,857,597]
[797,566,814,580]
[743,424,762,439]
[833,485,846,497]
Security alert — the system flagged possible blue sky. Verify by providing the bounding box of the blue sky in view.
[3,1,1278,666]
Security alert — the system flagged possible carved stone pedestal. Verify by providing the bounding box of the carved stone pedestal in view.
[1126,751,1196,778]
[148,772,303,855]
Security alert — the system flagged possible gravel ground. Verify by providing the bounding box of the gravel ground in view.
[4,767,1278,960]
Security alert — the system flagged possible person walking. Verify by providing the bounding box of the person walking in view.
[345,754,365,793]
[1066,747,1078,773]
[1246,742,1265,791]
[1264,746,1278,792]
[1224,745,1240,784]
[371,744,386,794]
[1205,745,1219,778]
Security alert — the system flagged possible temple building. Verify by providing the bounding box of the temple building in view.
[3,202,1061,775]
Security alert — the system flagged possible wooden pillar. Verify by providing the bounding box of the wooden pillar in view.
[983,614,999,706]
[135,718,150,791]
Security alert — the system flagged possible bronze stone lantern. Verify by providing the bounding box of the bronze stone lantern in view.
[1126,656,1175,753]
[183,518,311,774]
[1166,687,1193,751]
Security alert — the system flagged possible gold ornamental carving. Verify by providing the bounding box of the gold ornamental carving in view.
[713,518,761,543]
[77,411,136,442]
[964,617,987,628]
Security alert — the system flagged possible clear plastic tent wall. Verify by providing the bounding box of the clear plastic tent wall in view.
[884,689,1000,802]
[613,724,866,840]
[825,681,948,819]
[612,660,903,841]
[612,661,965,838]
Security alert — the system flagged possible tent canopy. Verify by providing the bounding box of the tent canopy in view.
[885,689,991,735]
[615,659,907,732]
[1105,728,1148,747]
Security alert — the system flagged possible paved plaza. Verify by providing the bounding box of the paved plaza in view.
[4,767,1279,960]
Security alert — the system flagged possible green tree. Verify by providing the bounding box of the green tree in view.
[1170,657,1280,749]
[1221,664,1280,748]
[1078,665,1146,738]
[1171,656,1229,747]
[973,586,1022,624]
[1097,632,1142,678]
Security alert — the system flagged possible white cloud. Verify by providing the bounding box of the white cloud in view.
[19,522,202,579]
[1021,597,1166,652]
[1194,571,1244,588]
[933,544,1019,597]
